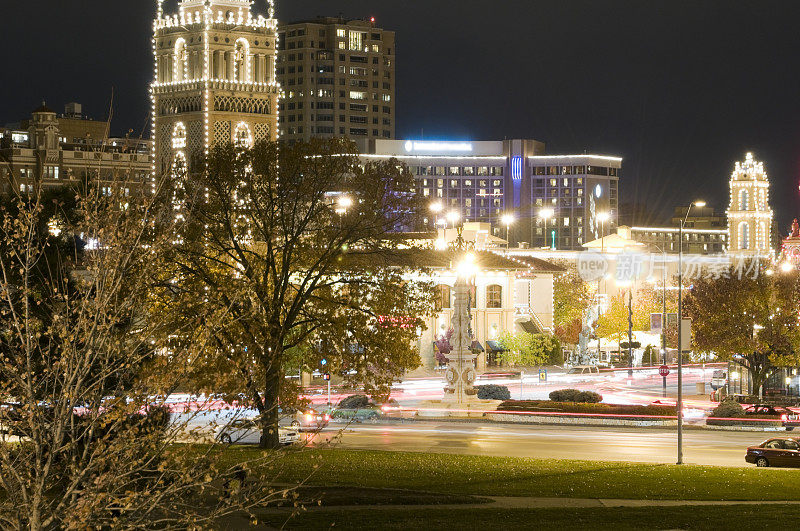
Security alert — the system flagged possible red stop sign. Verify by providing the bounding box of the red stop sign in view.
[659,365,670,377]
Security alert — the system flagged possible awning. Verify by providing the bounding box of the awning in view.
[471,341,484,352]
[518,320,540,334]
[486,340,506,353]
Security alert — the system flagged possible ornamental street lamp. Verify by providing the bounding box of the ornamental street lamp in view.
[677,200,705,465]
[501,214,515,249]
[429,201,444,229]
[538,208,555,250]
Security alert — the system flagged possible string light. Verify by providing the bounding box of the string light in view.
[152,0,279,177]
[726,152,773,255]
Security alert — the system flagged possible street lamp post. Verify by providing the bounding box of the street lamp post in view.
[429,201,443,229]
[677,200,705,465]
[502,214,515,249]
[539,208,554,250]
[596,212,610,362]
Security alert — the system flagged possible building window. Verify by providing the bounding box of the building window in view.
[435,284,451,311]
[739,189,749,211]
[739,222,749,250]
[486,285,502,309]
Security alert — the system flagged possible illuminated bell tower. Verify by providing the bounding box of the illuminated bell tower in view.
[727,152,773,256]
[151,0,279,176]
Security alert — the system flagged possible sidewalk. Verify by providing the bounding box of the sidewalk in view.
[256,495,800,514]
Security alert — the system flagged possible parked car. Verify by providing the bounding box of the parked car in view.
[215,418,301,446]
[567,365,600,375]
[746,437,800,467]
[742,404,800,430]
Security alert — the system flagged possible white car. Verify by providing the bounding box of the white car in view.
[215,418,301,446]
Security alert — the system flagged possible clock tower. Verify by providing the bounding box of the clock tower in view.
[151,0,279,177]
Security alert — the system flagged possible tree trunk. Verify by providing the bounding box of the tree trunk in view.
[259,365,282,449]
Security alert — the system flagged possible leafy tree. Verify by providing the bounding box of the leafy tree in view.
[552,261,593,344]
[684,262,800,396]
[156,139,434,448]
[498,332,561,366]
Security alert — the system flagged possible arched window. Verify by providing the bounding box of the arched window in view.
[486,285,503,309]
[234,122,253,148]
[234,38,250,83]
[434,284,451,311]
[739,222,750,250]
[739,189,749,211]
[174,38,188,82]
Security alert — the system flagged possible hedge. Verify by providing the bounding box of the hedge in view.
[496,400,676,417]
[548,389,602,403]
[475,385,511,400]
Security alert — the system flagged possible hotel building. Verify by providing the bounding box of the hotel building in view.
[356,139,622,251]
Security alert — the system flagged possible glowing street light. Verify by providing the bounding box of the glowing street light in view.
[538,208,555,250]
[446,210,461,226]
[429,202,443,213]
[457,252,478,278]
[501,214,515,249]
[781,261,794,273]
[336,195,353,213]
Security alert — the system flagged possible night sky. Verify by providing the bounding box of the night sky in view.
[3,1,800,229]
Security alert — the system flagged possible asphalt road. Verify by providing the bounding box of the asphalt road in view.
[309,421,781,468]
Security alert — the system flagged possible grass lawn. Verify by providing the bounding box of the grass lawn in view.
[252,505,800,530]
[218,447,800,501]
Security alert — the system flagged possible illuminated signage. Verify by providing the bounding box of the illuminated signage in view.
[511,156,523,180]
[404,140,473,153]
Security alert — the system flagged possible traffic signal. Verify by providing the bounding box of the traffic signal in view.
[323,373,331,381]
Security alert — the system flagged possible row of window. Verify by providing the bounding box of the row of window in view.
[285,114,391,125]
[435,284,503,310]
[532,166,618,176]
[415,166,504,177]
[283,90,392,104]
[283,126,392,138]
[283,28,383,41]
[280,52,391,67]
[281,101,391,114]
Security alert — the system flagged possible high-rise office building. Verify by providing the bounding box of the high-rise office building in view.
[277,17,395,143]
[151,0,280,177]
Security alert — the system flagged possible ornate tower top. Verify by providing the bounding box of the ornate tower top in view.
[732,152,767,181]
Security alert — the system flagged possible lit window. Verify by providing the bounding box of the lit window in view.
[435,285,451,311]
[486,285,502,309]
[336,29,346,37]
[349,91,366,100]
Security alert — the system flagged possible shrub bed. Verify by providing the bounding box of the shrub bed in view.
[497,400,676,417]
[548,389,602,403]
[475,385,511,400]
[705,398,782,427]
[705,417,782,427]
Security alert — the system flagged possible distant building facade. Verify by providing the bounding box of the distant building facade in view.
[0,103,151,194]
[151,0,279,176]
[727,152,773,255]
[277,17,395,142]
[356,139,621,251]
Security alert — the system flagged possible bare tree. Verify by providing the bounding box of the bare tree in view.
[0,173,300,529]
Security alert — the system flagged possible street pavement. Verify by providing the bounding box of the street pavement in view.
[308,420,777,468]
